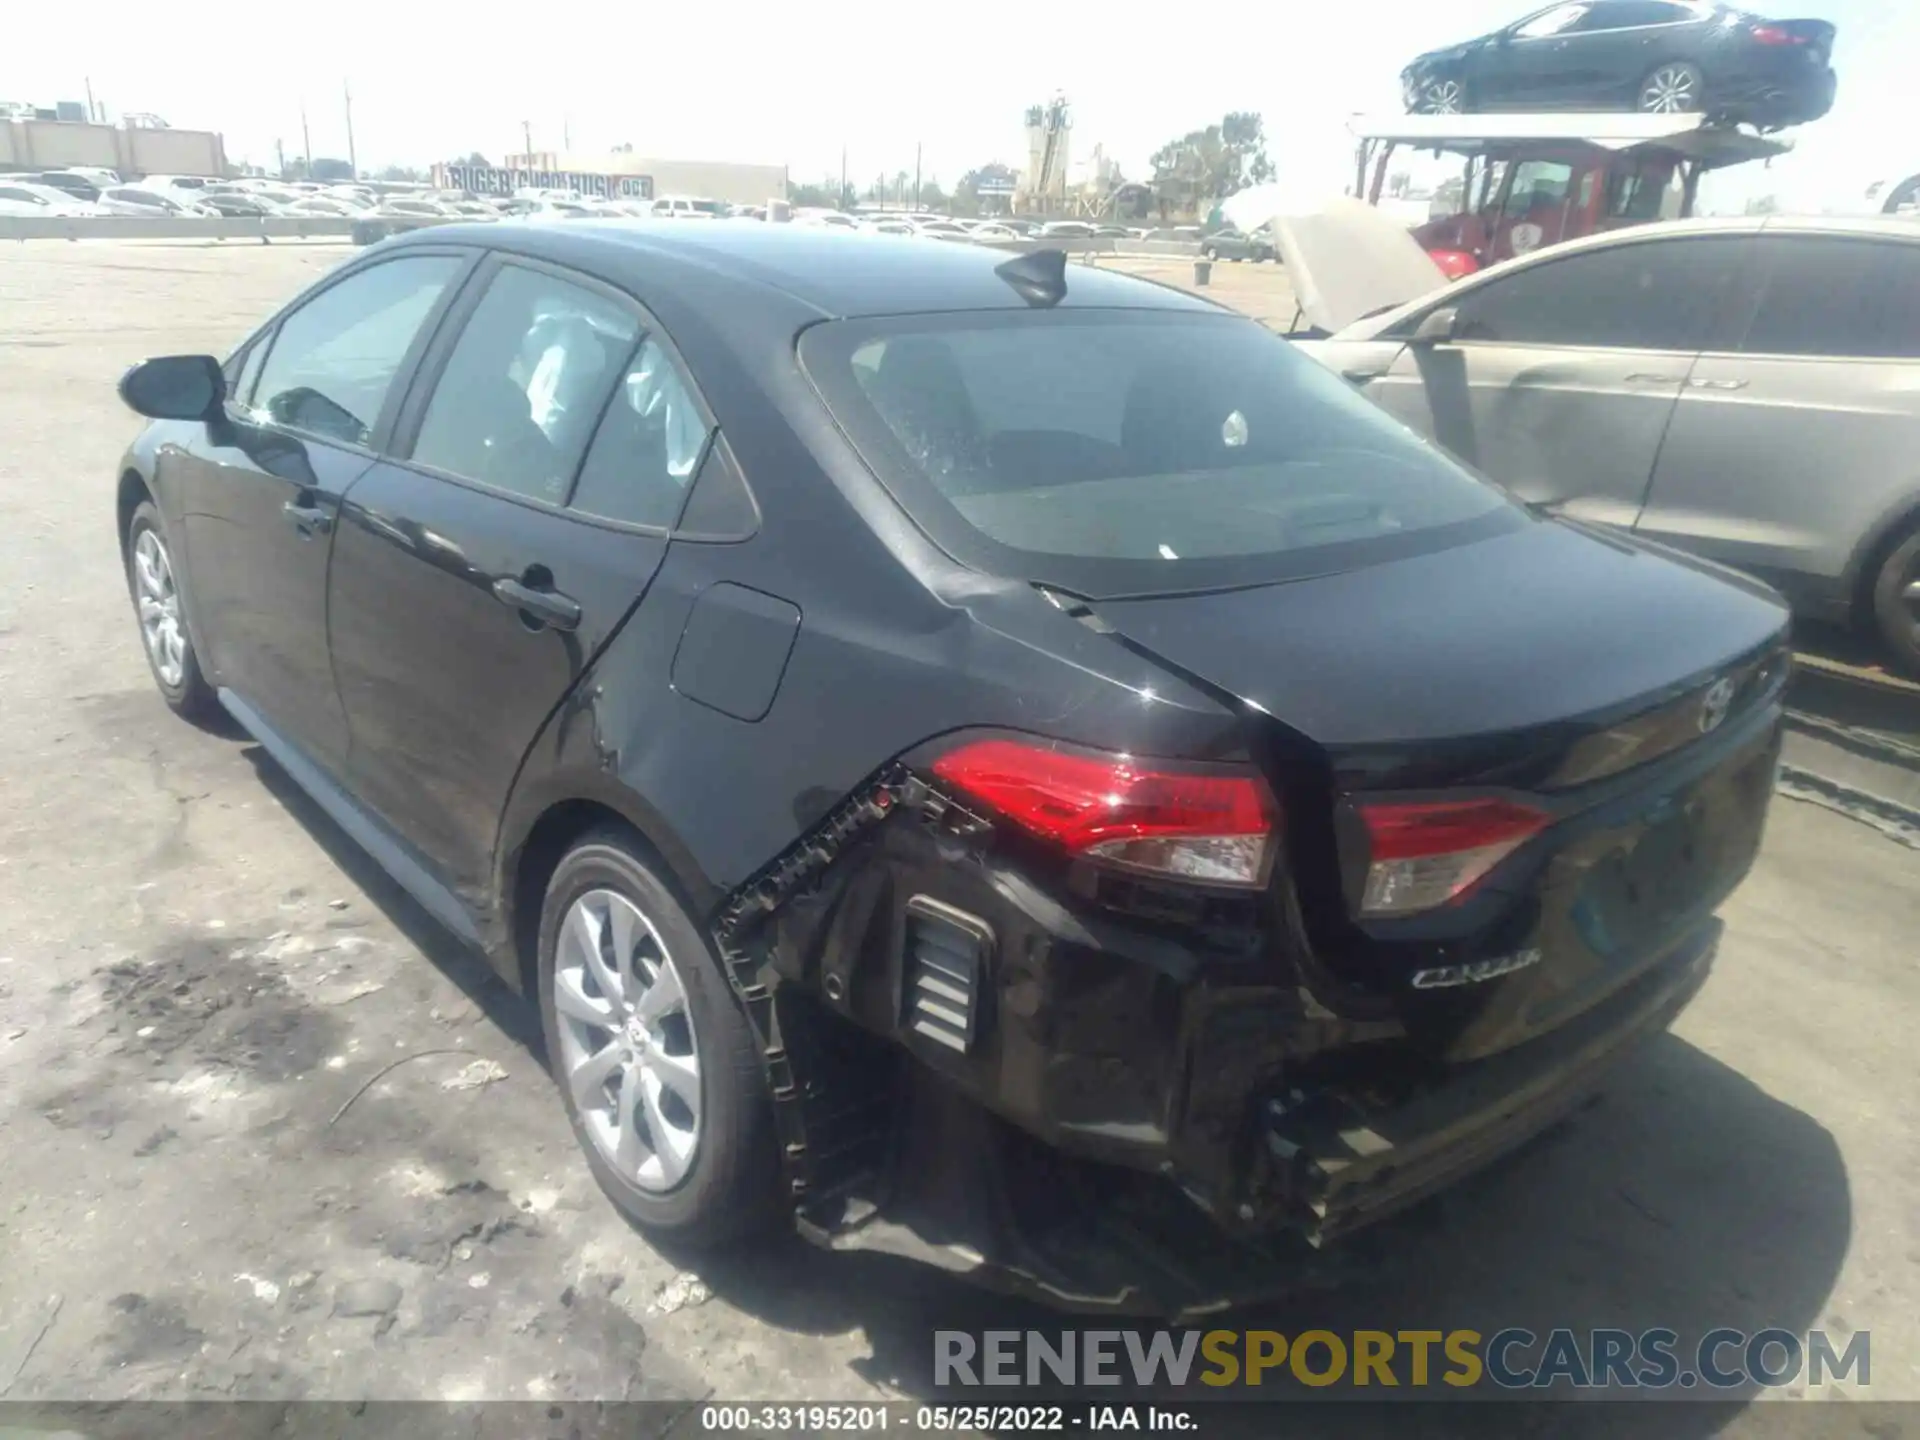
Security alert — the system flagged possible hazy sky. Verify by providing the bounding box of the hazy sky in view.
[2,0,1907,211]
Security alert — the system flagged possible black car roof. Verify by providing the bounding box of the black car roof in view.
[389,219,1227,322]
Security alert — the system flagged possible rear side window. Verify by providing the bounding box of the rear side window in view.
[570,337,714,527]
[1448,237,1745,351]
[1739,236,1920,360]
[250,255,462,447]
[802,310,1519,599]
[409,263,641,504]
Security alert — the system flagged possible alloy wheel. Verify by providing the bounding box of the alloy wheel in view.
[1425,80,1464,114]
[1640,66,1699,113]
[133,528,187,688]
[552,888,702,1192]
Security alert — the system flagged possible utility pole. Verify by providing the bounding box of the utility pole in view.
[343,81,357,179]
[839,146,847,208]
[275,138,286,179]
[301,102,313,177]
[84,77,98,122]
[914,142,922,210]
[562,114,571,151]
[522,119,533,168]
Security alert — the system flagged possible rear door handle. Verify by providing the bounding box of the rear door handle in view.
[1624,373,1686,386]
[1342,369,1387,384]
[492,575,582,631]
[282,499,333,537]
[1688,378,1749,391]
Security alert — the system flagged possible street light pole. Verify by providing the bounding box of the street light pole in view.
[343,81,357,179]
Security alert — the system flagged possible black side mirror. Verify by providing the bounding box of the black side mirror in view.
[119,355,225,421]
[1409,306,1460,346]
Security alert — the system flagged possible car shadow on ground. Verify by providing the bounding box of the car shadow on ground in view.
[692,1034,1851,1438]
[238,745,543,1058]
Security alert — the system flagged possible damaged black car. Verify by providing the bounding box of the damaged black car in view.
[113,221,1788,1315]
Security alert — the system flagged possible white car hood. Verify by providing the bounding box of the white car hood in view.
[1271,196,1447,334]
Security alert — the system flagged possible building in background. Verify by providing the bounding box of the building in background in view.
[0,115,226,177]
[498,151,787,205]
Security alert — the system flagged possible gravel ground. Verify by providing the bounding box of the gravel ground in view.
[0,242,1913,1432]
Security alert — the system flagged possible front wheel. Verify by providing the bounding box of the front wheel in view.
[1870,526,1920,676]
[1416,78,1466,115]
[1638,62,1704,114]
[537,830,782,1244]
[125,500,218,722]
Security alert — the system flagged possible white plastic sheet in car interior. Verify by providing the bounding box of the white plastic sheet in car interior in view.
[1268,195,1449,335]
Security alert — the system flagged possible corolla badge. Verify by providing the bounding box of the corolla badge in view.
[1697,676,1737,734]
[1410,947,1542,990]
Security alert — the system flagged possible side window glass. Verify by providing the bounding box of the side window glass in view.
[1452,238,1743,351]
[222,339,268,408]
[251,256,462,447]
[1741,239,1920,360]
[569,336,715,527]
[409,264,641,504]
[1515,4,1589,38]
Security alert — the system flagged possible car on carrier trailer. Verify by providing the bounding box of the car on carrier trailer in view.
[110,221,1787,1314]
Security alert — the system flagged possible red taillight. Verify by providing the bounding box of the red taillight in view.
[930,738,1276,887]
[1354,798,1550,918]
[1749,23,1805,44]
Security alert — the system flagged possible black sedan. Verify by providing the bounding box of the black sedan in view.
[1403,0,1836,129]
[1201,224,1277,262]
[113,221,1788,1311]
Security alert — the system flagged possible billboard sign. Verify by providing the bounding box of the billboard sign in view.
[434,164,653,200]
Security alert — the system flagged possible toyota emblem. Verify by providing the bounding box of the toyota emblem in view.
[1697,676,1736,734]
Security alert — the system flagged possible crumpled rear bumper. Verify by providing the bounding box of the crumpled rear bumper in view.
[1259,919,1718,1247]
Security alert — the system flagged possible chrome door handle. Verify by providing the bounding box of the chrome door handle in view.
[1688,378,1749,391]
[1342,369,1387,384]
[1625,373,1686,385]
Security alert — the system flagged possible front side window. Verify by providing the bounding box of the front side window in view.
[1513,4,1590,38]
[570,337,713,527]
[408,263,641,503]
[1741,237,1920,360]
[802,310,1518,599]
[1575,0,1692,28]
[250,255,462,447]
[1447,236,1745,351]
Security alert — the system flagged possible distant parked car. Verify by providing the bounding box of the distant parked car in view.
[32,171,105,203]
[1092,223,1132,238]
[197,193,278,218]
[1293,210,1920,671]
[136,175,217,200]
[913,220,971,239]
[1201,225,1277,262]
[0,181,103,216]
[968,222,1020,240]
[97,187,208,216]
[1038,220,1095,239]
[1401,1,1836,130]
[652,196,726,219]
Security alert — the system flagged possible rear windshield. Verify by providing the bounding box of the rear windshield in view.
[800,309,1519,598]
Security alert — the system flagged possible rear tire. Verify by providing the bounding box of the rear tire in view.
[536,830,782,1244]
[1638,62,1704,114]
[1869,526,1920,676]
[124,500,218,723]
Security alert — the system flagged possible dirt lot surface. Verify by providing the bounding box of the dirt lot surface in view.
[0,242,1915,1431]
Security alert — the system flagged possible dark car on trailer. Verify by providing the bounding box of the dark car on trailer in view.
[112,221,1788,1312]
[1403,0,1836,130]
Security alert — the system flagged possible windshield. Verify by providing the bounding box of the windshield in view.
[801,309,1519,598]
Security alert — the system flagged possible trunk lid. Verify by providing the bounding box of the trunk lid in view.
[1089,518,1787,787]
[1090,518,1788,1061]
